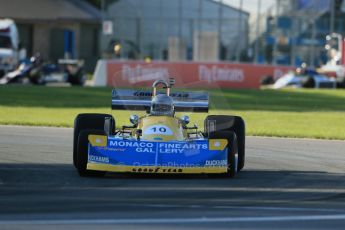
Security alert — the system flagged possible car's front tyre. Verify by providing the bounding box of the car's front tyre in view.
[73,113,115,168]
[76,129,106,177]
[209,131,238,178]
[205,115,245,171]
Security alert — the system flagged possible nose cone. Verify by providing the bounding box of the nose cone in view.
[140,116,185,141]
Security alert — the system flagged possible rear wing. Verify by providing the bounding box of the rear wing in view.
[111,89,209,112]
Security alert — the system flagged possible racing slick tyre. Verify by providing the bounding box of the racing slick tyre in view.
[260,75,274,85]
[204,115,245,171]
[336,77,345,88]
[28,68,44,85]
[68,68,86,86]
[76,129,106,177]
[302,76,315,88]
[73,113,115,168]
[209,131,238,178]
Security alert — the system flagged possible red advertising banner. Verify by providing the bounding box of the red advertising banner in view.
[342,39,345,66]
[107,61,293,89]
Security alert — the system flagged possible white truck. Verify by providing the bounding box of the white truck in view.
[0,19,19,77]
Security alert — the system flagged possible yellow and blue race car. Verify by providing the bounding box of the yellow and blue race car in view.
[73,79,245,177]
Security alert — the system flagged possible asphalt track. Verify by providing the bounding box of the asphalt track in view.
[0,125,345,230]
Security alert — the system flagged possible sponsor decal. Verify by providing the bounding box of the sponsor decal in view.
[109,140,155,153]
[108,61,294,89]
[133,91,189,98]
[158,142,208,154]
[122,64,169,83]
[107,139,210,155]
[109,141,154,148]
[205,160,227,166]
[131,167,183,173]
[133,162,201,167]
[89,155,110,163]
[87,163,228,173]
[199,65,244,83]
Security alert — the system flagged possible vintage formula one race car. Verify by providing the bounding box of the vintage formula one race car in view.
[73,79,245,178]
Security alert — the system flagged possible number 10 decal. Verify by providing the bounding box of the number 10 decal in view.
[143,125,173,135]
[151,127,166,133]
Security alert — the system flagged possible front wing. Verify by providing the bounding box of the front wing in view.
[86,135,229,174]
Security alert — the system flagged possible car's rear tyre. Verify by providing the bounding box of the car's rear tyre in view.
[73,113,115,168]
[209,131,238,178]
[76,129,106,177]
[337,77,345,88]
[260,75,274,85]
[204,115,245,171]
[302,76,315,88]
[68,68,86,86]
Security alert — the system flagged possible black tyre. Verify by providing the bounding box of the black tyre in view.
[205,115,245,171]
[68,68,86,86]
[29,67,44,85]
[302,76,315,88]
[336,77,345,88]
[73,113,115,168]
[260,75,274,85]
[77,129,106,177]
[209,131,238,178]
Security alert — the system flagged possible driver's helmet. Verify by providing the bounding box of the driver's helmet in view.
[150,94,174,116]
[30,53,41,64]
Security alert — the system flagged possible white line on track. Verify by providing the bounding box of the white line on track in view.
[1,214,345,225]
[68,186,345,193]
[210,206,342,212]
[133,204,341,212]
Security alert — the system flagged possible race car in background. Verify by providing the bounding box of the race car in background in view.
[270,66,337,89]
[73,79,245,177]
[261,33,345,89]
[0,53,85,85]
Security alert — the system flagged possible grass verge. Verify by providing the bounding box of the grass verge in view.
[0,85,344,140]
